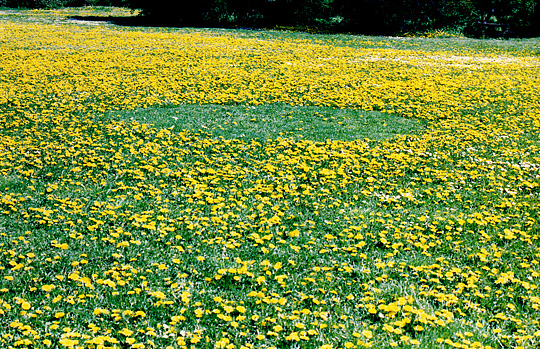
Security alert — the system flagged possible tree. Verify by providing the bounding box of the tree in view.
[466,0,538,36]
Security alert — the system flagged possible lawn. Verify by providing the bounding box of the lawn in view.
[1,6,540,349]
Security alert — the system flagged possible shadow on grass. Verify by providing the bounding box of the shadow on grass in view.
[68,15,182,27]
[68,14,267,31]
[66,15,359,34]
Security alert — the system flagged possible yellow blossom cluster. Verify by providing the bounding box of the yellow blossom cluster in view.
[0,7,540,349]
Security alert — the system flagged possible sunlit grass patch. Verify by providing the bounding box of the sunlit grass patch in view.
[106,103,425,142]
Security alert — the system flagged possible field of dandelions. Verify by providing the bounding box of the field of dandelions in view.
[1,6,540,349]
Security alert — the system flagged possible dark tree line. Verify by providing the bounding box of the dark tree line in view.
[2,0,539,37]
[122,0,540,37]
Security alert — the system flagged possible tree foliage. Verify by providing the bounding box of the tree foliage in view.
[121,0,538,37]
[2,0,538,37]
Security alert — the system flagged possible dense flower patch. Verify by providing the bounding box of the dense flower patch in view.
[1,7,540,349]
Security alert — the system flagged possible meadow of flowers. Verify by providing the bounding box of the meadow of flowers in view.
[1,7,540,349]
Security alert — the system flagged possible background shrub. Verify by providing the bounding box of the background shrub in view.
[1,0,538,37]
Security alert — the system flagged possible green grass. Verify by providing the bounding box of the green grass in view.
[106,103,424,142]
[2,7,540,349]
